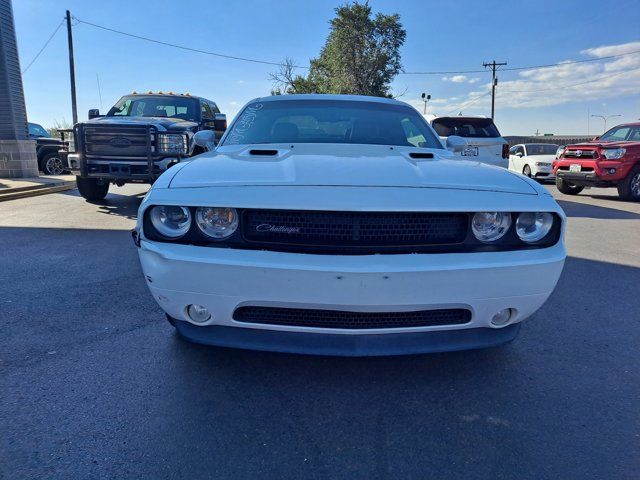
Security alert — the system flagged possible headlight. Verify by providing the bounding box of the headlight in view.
[535,162,551,167]
[516,212,553,243]
[555,146,565,159]
[149,205,191,238]
[195,207,239,239]
[471,212,511,243]
[602,148,626,160]
[158,133,187,155]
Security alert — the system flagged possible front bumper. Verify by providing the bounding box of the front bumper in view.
[67,154,181,181]
[555,158,632,186]
[138,240,565,355]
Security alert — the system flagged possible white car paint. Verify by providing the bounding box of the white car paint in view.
[430,116,509,169]
[508,143,559,181]
[135,94,566,356]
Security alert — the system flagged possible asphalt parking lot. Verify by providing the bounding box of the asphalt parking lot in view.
[1,183,639,480]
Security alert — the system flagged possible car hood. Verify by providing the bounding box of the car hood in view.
[528,154,555,162]
[169,144,537,195]
[568,141,638,149]
[86,116,198,131]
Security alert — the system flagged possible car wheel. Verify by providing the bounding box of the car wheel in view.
[41,152,65,175]
[556,176,584,195]
[617,166,640,201]
[76,176,109,202]
[523,164,532,177]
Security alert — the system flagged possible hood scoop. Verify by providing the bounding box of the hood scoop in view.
[249,149,279,156]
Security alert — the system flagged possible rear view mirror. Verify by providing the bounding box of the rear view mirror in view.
[446,135,467,153]
[193,130,216,151]
[88,108,101,120]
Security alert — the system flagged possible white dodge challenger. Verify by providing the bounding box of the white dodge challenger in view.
[133,94,566,356]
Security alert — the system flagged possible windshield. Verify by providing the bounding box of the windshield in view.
[525,144,559,155]
[221,99,443,148]
[28,123,50,138]
[106,96,199,121]
[431,117,501,138]
[599,125,640,142]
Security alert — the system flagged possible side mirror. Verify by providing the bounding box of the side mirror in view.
[446,135,467,153]
[592,136,599,141]
[515,152,523,157]
[88,108,101,119]
[193,130,216,151]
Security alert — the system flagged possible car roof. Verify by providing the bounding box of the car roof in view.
[614,122,640,127]
[249,94,408,107]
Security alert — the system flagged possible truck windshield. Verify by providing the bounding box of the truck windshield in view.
[107,96,199,121]
[432,117,501,138]
[28,122,50,138]
[599,125,640,142]
[221,99,443,148]
[525,144,559,155]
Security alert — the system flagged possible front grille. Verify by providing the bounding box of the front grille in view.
[564,149,598,159]
[242,209,468,248]
[82,124,155,159]
[233,306,471,329]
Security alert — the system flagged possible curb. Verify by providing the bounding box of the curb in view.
[0,181,77,202]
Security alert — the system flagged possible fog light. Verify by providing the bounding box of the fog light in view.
[187,304,211,323]
[608,168,616,174]
[491,308,513,327]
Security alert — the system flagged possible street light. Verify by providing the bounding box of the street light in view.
[421,93,431,115]
[591,114,622,133]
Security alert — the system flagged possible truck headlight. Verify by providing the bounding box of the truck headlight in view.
[149,206,191,238]
[158,133,187,155]
[516,212,553,243]
[602,148,626,160]
[195,207,239,239]
[471,212,511,243]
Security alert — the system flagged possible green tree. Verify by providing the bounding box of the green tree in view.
[271,2,406,97]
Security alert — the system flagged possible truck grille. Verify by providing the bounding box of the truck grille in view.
[82,124,155,160]
[563,149,598,159]
[233,306,472,329]
[242,209,468,249]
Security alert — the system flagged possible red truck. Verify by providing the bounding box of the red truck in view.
[554,122,640,201]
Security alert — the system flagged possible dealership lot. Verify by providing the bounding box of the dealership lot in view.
[1,185,638,479]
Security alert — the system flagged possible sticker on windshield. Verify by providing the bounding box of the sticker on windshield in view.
[226,103,263,145]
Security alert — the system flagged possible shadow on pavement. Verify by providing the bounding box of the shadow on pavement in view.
[2,222,639,479]
[557,199,640,220]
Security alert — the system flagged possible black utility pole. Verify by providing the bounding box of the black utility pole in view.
[483,60,507,119]
[66,10,78,124]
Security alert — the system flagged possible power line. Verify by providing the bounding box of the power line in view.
[73,16,309,69]
[22,18,65,74]
[445,91,491,115]
[403,49,640,75]
[72,16,640,75]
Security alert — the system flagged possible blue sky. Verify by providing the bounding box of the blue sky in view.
[13,0,640,135]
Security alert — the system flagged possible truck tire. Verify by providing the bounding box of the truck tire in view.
[76,176,109,201]
[617,167,640,201]
[41,151,65,175]
[556,177,584,195]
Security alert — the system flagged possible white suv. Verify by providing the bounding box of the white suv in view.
[430,116,509,168]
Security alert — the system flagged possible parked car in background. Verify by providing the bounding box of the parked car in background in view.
[65,92,227,201]
[28,122,67,175]
[133,94,566,356]
[430,116,509,168]
[509,143,559,181]
[554,122,640,201]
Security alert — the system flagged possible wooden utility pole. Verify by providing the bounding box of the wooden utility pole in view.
[66,10,78,124]
[483,60,507,119]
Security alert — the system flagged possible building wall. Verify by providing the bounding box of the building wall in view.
[504,136,593,146]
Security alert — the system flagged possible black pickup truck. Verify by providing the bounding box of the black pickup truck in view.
[28,122,67,175]
[64,92,226,201]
